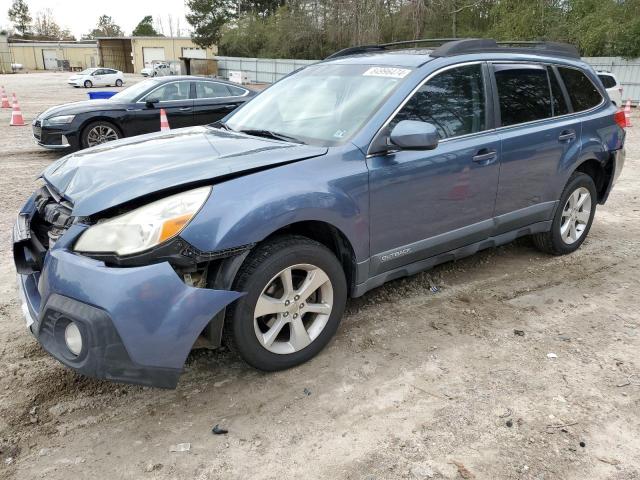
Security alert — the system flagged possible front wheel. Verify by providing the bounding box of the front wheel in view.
[84,80,92,88]
[532,172,597,255]
[81,121,121,149]
[225,236,347,371]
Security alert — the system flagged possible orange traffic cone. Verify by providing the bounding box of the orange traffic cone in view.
[159,108,170,132]
[10,93,26,126]
[1,87,10,109]
[624,99,632,128]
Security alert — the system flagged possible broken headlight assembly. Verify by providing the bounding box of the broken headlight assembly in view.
[74,186,211,256]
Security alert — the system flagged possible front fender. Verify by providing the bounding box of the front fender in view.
[181,150,370,262]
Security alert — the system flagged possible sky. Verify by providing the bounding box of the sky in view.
[0,0,192,38]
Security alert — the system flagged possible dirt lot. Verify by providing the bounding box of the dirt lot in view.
[0,72,639,480]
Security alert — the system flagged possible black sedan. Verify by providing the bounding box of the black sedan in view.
[32,76,256,151]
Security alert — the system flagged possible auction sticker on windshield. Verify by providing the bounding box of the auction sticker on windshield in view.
[363,67,411,79]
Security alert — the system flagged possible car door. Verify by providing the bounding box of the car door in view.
[104,69,118,85]
[367,63,501,276]
[193,81,247,124]
[92,69,108,86]
[491,63,581,233]
[129,80,194,135]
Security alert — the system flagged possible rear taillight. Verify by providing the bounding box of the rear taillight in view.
[614,110,627,129]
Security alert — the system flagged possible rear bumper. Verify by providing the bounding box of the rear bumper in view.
[14,220,243,388]
[601,147,625,204]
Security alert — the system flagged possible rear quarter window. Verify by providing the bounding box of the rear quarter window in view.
[559,67,603,111]
[598,74,617,89]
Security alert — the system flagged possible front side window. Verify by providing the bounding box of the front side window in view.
[144,82,191,102]
[559,68,603,111]
[495,64,552,126]
[391,64,486,139]
[196,82,231,99]
[226,63,410,146]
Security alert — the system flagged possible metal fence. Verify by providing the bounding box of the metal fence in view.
[583,57,640,103]
[216,55,640,102]
[215,56,317,84]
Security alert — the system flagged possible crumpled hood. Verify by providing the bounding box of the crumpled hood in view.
[42,126,328,216]
[38,99,126,120]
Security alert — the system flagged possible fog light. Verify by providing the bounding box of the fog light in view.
[64,322,82,356]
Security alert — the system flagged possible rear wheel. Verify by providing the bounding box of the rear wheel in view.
[81,121,121,148]
[225,236,347,371]
[533,172,597,255]
[115,79,123,87]
[83,80,92,88]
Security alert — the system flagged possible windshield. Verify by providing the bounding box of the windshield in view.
[110,79,159,103]
[225,63,412,146]
[79,68,97,75]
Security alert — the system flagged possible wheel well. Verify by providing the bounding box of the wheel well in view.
[264,221,357,294]
[575,158,612,203]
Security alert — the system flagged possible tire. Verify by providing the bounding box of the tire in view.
[115,79,123,87]
[225,235,347,371]
[152,71,157,77]
[81,121,121,149]
[84,80,92,88]
[532,172,597,255]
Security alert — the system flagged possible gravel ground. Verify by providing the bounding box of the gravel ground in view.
[0,72,639,480]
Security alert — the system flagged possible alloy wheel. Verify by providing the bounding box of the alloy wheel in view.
[253,263,333,354]
[86,125,119,147]
[560,186,591,244]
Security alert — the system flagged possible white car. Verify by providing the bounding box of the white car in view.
[141,63,173,77]
[68,68,125,88]
[597,71,623,107]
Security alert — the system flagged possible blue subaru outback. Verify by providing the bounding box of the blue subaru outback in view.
[13,39,626,388]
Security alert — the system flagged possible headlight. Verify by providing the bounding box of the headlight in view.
[74,186,212,256]
[43,115,75,125]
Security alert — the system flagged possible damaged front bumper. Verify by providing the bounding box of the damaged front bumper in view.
[14,216,244,389]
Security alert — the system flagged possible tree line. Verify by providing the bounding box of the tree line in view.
[185,0,640,59]
[5,0,166,40]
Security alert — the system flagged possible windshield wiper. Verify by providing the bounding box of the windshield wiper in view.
[239,129,305,144]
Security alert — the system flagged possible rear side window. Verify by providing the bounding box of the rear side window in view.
[196,82,232,99]
[228,85,248,96]
[598,74,617,89]
[548,67,569,116]
[559,67,603,111]
[494,65,552,126]
[392,64,486,139]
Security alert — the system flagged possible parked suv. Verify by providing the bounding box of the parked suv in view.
[14,39,626,388]
[597,70,623,106]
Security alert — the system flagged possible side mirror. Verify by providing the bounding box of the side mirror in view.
[389,120,439,151]
[145,97,160,107]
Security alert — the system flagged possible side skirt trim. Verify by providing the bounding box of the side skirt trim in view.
[352,220,552,297]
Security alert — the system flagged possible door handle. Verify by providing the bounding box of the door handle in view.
[472,149,498,164]
[558,130,576,142]
[223,104,236,110]
[179,107,192,111]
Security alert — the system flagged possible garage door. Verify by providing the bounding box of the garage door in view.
[142,47,165,68]
[181,48,206,59]
[42,49,58,70]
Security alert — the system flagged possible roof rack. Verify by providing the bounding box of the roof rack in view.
[326,38,580,60]
[325,38,459,60]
